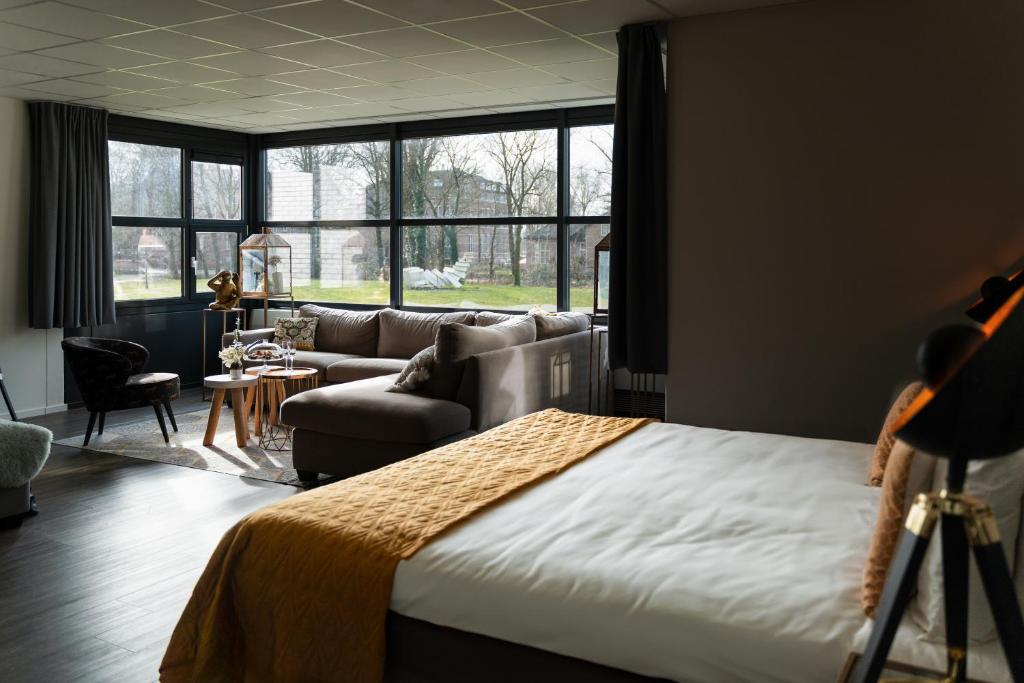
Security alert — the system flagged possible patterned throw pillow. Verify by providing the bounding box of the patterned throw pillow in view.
[274,317,318,351]
[387,346,435,393]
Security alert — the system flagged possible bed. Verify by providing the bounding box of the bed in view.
[162,416,1015,683]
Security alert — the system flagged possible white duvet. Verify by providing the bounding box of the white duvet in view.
[391,422,1012,683]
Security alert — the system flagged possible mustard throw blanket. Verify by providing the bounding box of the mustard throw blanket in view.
[160,409,652,682]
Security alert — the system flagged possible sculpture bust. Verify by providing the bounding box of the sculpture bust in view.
[207,270,240,310]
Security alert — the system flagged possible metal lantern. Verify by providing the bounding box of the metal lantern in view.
[593,232,611,315]
[239,229,292,299]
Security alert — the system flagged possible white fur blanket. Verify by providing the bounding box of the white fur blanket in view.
[0,421,52,488]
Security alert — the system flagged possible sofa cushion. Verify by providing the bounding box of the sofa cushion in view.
[532,311,589,340]
[475,311,516,327]
[326,357,408,384]
[428,316,537,400]
[300,304,379,356]
[280,375,471,444]
[285,351,361,380]
[387,346,435,393]
[377,309,475,359]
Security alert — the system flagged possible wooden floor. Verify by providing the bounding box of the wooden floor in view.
[1,389,296,682]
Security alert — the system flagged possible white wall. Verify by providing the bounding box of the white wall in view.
[665,0,1024,443]
[0,97,64,418]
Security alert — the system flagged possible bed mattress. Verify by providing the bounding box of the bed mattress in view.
[390,422,1012,683]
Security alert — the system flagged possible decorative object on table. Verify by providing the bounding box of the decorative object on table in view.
[273,316,318,352]
[0,362,16,421]
[201,308,246,402]
[257,367,318,451]
[219,344,246,380]
[239,228,294,326]
[593,232,611,316]
[0,420,51,529]
[203,373,256,449]
[206,270,241,310]
[62,337,180,446]
[245,340,283,372]
[851,286,1024,683]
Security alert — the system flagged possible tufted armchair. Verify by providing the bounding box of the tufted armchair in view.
[62,337,180,446]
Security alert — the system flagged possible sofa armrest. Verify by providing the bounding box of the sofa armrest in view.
[457,330,592,432]
[222,328,274,348]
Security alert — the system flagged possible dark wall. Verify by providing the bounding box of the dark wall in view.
[665,0,1024,442]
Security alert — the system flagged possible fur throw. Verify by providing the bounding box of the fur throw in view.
[0,421,53,488]
[387,346,435,393]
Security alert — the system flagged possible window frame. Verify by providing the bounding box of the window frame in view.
[109,117,250,314]
[257,105,613,314]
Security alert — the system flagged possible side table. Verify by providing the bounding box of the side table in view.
[257,367,318,451]
[201,307,246,401]
[203,374,256,448]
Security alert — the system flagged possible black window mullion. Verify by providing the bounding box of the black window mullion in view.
[556,109,569,312]
[389,123,402,309]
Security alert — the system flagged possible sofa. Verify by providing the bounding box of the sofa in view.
[226,305,593,481]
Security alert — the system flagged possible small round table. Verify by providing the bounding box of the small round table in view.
[245,365,284,437]
[203,374,257,448]
[257,367,319,451]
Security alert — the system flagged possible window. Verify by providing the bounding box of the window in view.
[193,161,242,220]
[569,124,613,216]
[273,226,390,305]
[195,231,240,292]
[109,141,181,218]
[568,224,610,312]
[266,141,390,221]
[113,226,183,301]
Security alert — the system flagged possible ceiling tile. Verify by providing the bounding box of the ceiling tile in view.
[0,86,76,100]
[0,2,147,40]
[318,101,405,117]
[0,21,78,50]
[492,37,609,65]
[60,0,231,26]
[406,49,520,75]
[431,12,562,47]
[193,51,304,76]
[234,94,317,111]
[356,0,506,24]
[526,0,668,35]
[267,106,342,123]
[261,39,385,68]
[203,0,295,9]
[541,58,615,81]
[144,84,247,102]
[328,83,407,101]
[268,68,366,89]
[271,90,356,107]
[451,89,528,107]
[392,75,479,96]
[20,77,122,98]
[128,61,236,84]
[37,42,165,69]
[164,101,256,117]
[582,77,615,94]
[74,70,174,89]
[254,1,403,39]
[219,111,301,125]
[93,91,189,108]
[335,59,436,83]
[580,31,616,53]
[0,68,47,87]
[464,67,562,88]
[104,30,236,60]
[177,14,313,49]
[340,26,468,58]
[390,95,465,113]
[0,53,101,78]
[511,81,603,100]
[655,0,800,17]
[200,76,308,96]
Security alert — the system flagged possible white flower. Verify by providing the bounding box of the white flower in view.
[219,345,246,367]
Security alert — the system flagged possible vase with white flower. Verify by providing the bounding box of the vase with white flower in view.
[219,345,246,379]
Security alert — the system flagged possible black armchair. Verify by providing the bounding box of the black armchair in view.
[62,337,180,446]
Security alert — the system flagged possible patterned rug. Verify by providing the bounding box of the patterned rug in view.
[56,409,314,487]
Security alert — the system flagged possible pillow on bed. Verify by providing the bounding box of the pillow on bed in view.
[862,440,936,617]
[909,451,1024,643]
[869,382,923,486]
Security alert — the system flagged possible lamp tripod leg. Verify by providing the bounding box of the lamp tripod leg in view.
[967,503,1024,681]
[852,495,940,683]
[942,513,970,682]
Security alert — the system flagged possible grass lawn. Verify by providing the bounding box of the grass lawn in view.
[115,277,181,301]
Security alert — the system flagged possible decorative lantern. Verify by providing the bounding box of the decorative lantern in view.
[593,232,611,315]
[239,229,292,299]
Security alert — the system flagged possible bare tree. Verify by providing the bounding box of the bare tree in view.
[349,141,390,278]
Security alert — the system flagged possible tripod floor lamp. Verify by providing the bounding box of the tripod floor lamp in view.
[852,285,1024,683]
[0,363,15,421]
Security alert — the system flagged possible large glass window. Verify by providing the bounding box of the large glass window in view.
[273,226,390,305]
[195,231,239,293]
[193,161,242,220]
[109,141,181,218]
[569,124,613,216]
[266,141,390,221]
[569,224,610,312]
[402,130,557,219]
[113,226,183,301]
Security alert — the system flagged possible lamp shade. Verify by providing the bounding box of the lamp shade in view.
[895,287,1024,459]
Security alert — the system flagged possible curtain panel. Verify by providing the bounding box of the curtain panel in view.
[609,23,668,374]
[28,102,115,329]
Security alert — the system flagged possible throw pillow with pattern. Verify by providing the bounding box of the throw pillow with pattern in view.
[387,346,435,393]
[274,317,318,351]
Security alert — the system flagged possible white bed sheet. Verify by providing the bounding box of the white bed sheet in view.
[391,422,1011,683]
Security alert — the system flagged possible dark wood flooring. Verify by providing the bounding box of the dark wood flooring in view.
[1,389,296,682]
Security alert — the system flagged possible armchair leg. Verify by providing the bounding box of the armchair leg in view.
[97,412,106,435]
[83,412,97,446]
[153,404,169,443]
[162,399,178,432]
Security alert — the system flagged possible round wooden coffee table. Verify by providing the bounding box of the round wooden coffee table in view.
[203,374,257,448]
[257,367,319,451]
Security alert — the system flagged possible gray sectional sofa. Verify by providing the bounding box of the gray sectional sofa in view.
[226,305,593,481]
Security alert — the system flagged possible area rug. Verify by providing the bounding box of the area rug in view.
[56,410,314,487]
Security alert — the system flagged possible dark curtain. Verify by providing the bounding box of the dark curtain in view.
[609,23,667,374]
[29,102,114,329]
